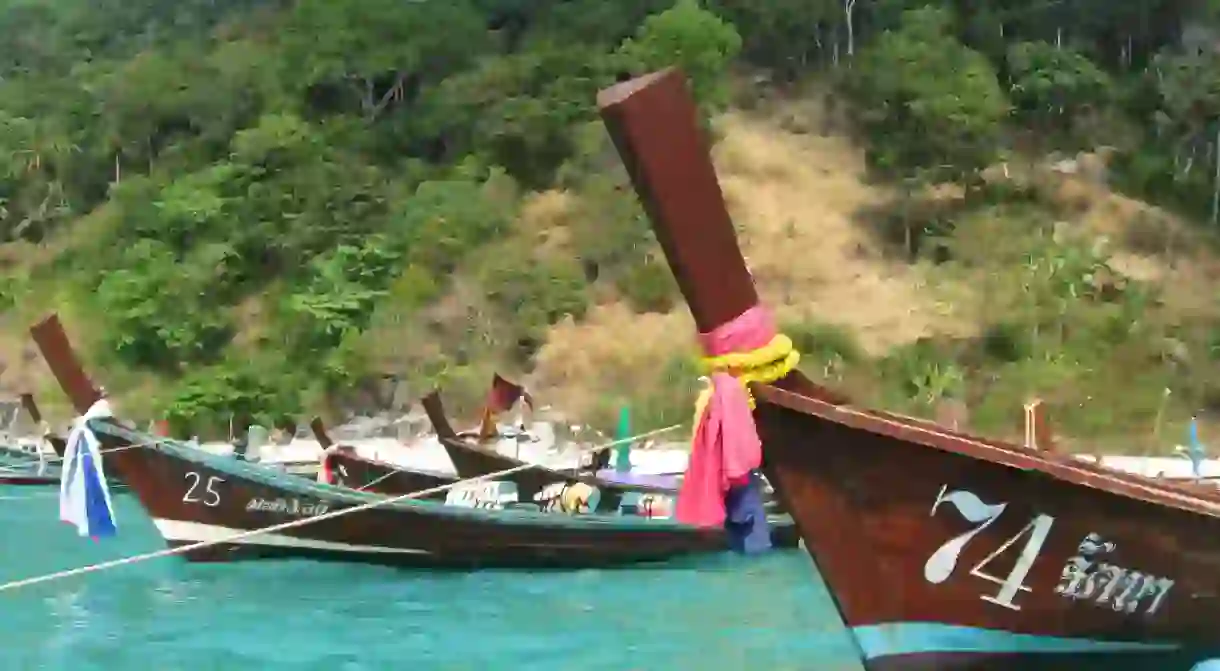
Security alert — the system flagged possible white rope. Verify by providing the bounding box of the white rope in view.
[356,423,683,492]
[0,425,685,594]
[34,439,156,465]
[2,437,157,468]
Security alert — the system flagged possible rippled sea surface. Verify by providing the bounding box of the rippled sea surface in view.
[0,488,862,670]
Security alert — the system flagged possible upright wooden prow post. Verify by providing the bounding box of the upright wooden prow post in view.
[597,69,757,333]
[420,391,458,440]
[309,417,334,449]
[1023,398,1056,452]
[29,314,101,415]
[19,392,41,424]
[596,69,847,404]
[19,391,66,457]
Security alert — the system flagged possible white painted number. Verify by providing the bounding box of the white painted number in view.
[183,471,224,507]
[924,484,1056,611]
[924,486,1007,583]
[971,514,1055,610]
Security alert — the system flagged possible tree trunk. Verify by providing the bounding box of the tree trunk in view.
[370,72,408,121]
[844,0,857,57]
[363,77,376,116]
[1211,128,1220,226]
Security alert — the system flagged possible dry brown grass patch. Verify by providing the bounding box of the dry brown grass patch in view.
[532,303,693,418]
[712,112,975,353]
[517,189,576,253]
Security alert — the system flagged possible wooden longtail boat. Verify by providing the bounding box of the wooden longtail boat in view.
[597,69,1220,670]
[310,389,740,527]
[0,393,57,467]
[19,393,67,460]
[29,314,795,568]
[0,448,38,469]
[0,394,63,485]
[310,417,454,499]
[421,385,684,512]
[314,373,696,513]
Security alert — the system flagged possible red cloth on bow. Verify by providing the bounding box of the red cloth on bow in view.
[674,306,775,527]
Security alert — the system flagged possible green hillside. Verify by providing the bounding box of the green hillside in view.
[2,0,1220,452]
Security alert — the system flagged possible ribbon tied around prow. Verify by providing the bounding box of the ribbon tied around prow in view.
[674,305,799,532]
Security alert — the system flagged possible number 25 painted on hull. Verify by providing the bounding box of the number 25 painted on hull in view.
[596,68,1220,670]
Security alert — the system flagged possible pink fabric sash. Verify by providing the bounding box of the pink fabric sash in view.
[674,305,775,527]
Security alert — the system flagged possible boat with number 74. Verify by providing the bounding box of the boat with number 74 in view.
[597,67,1220,670]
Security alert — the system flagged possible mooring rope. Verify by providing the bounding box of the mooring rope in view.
[0,425,684,594]
[2,438,158,468]
[33,439,158,465]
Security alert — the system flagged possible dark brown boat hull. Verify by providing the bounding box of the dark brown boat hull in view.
[0,472,59,486]
[324,448,452,500]
[756,388,1220,669]
[421,390,689,513]
[864,649,1210,671]
[443,439,631,511]
[591,68,1220,670]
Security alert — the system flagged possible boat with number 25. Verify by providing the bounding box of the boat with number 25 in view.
[30,314,795,569]
[597,67,1220,670]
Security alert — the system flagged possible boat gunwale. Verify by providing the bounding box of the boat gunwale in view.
[754,383,1220,518]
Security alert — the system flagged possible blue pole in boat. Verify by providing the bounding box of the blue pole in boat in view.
[1189,416,1205,478]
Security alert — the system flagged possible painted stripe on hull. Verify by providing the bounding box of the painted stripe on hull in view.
[853,623,1178,659]
[0,475,59,485]
[152,518,428,555]
[864,650,1217,671]
[850,623,1214,671]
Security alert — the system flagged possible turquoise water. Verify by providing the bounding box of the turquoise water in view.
[0,487,863,670]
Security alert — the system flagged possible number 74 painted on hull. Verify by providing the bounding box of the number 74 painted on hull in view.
[924,484,1174,616]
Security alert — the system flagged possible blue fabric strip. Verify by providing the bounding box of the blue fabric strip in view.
[724,470,770,554]
[81,448,116,538]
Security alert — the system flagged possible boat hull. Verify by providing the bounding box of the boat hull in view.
[860,646,1215,671]
[421,391,697,513]
[586,67,1220,670]
[324,449,453,499]
[0,448,38,466]
[0,471,58,486]
[91,419,764,569]
[754,386,1220,670]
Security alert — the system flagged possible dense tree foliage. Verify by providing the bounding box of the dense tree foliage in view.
[3,0,1220,438]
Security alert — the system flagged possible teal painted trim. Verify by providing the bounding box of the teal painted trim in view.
[852,622,1180,660]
